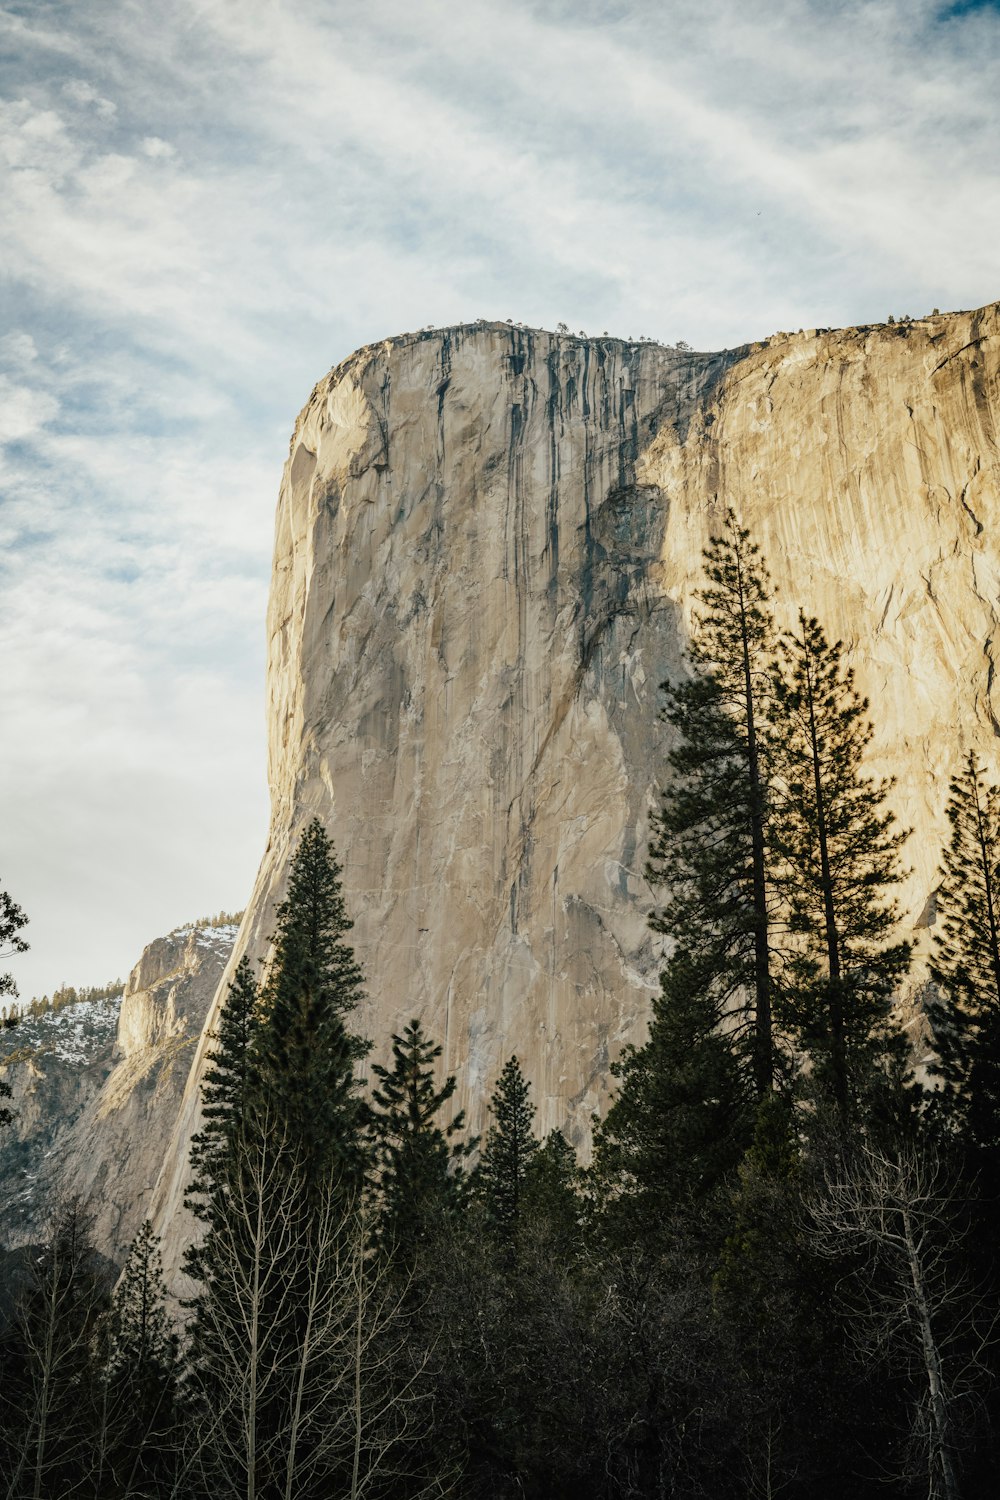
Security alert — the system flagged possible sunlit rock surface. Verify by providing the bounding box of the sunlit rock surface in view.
[0,925,235,1260]
[153,303,1000,1283]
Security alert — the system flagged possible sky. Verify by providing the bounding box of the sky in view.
[2,0,999,1000]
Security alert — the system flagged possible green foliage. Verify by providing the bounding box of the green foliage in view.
[1,880,28,1126]
[518,1128,581,1266]
[772,613,912,1113]
[650,510,779,1097]
[185,954,260,1234]
[477,1055,538,1243]
[252,817,370,1197]
[929,751,1000,1153]
[102,1220,180,1495]
[593,949,753,1237]
[0,881,29,1003]
[369,1018,474,1264]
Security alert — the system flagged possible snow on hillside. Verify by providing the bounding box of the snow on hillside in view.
[0,993,123,1068]
[171,922,241,950]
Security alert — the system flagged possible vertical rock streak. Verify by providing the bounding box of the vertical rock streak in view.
[151,308,1000,1282]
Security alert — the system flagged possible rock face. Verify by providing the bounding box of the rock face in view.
[1,924,235,1261]
[153,303,1000,1281]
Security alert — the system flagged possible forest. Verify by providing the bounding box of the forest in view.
[1,512,999,1499]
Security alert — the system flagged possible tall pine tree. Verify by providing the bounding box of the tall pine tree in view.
[477,1056,538,1244]
[0,1202,110,1500]
[184,818,373,1500]
[649,510,779,1097]
[101,1221,179,1497]
[592,950,752,1234]
[594,515,778,1230]
[772,612,911,1115]
[929,750,1000,1154]
[369,1018,474,1264]
[252,818,370,1202]
[185,954,260,1234]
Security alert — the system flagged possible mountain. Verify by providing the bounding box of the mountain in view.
[147,302,1000,1284]
[0,922,236,1263]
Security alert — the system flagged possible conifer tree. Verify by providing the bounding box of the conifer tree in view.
[252,817,370,1201]
[772,613,911,1114]
[477,1056,537,1242]
[1,881,28,1127]
[522,1129,580,1257]
[929,750,1000,1152]
[102,1220,179,1496]
[186,954,260,1230]
[593,950,753,1233]
[0,880,28,1003]
[184,819,373,1500]
[649,510,779,1097]
[369,1018,474,1264]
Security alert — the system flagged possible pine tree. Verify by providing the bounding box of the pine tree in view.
[522,1129,580,1257]
[0,881,28,1003]
[186,954,260,1228]
[102,1221,179,1496]
[929,751,1000,1152]
[772,613,911,1114]
[592,949,753,1235]
[1,881,28,1127]
[184,819,374,1500]
[252,817,370,1200]
[369,1018,474,1264]
[650,510,779,1098]
[477,1056,538,1243]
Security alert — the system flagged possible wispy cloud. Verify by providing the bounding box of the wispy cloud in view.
[1,0,998,994]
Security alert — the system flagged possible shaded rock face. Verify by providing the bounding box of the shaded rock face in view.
[0,926,234,1262]
[153,305,1000,1280]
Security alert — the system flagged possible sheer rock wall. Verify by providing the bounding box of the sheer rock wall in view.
[153,304,1000,1283]
[0,926,233,1262]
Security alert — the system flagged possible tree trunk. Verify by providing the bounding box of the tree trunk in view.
[736,546,773,1095]
[900,1206,959,1500]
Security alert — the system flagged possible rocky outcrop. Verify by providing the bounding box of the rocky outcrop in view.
[152,304,1000,1284]
[0,924,235,1261]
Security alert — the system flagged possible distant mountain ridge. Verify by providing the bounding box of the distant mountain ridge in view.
[0,916,239,1261]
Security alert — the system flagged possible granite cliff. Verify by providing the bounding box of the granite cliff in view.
[0,922,235,1262]
[145,304,1000,1280]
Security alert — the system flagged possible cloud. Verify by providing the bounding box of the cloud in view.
[140,134,174,158]
[0,375,59,444]
[61,77,116,117]
[1,0,999,996]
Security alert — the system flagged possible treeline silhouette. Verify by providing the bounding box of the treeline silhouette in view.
[2,514,999,1498]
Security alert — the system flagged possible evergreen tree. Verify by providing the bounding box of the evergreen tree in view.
[772,612,911,1114]
[102,1221,179,1497]
[0,880,28,1003]
[929,750,1000,1153]
[186,954,260,1229]
[184,819,374,1500]
[477,1056,538,1243]
[1,880,28,1127]
[369,1018,474,1264]
[252,817,370,1201]
[649,511,779,1098]
[592,950,753,1235]
[522,1129,580,1258]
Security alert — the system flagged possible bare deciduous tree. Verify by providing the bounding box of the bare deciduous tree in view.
[809,1140,994,1500]
[185,1109,443,1500]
